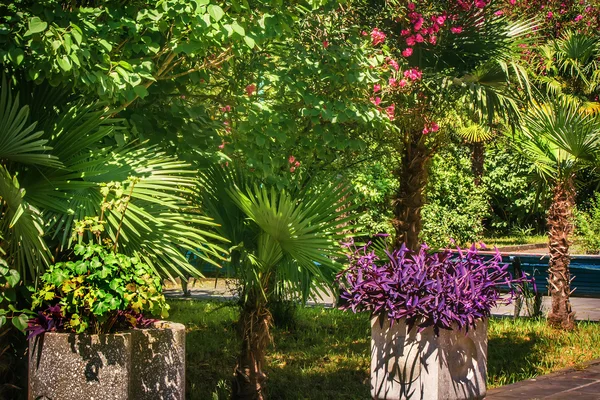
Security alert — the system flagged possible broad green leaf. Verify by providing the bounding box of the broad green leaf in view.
[57,56,72,72]
[6,269,20,287]
[231,21,245,36]
[133,85,149,99]
[12,313,29,331]
[8,48,24,66]
[99,39,113,52]
[244,36,256,49]
[208,5,224,22]
[24,17,47,36]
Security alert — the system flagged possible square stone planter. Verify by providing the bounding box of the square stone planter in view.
[371,316,487,400]
[28,321,185,400]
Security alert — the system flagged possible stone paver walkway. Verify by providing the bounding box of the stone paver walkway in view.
[486,360,600,399]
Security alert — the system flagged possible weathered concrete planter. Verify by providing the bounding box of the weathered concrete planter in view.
[28,321,185,400]
[371,316,487,400]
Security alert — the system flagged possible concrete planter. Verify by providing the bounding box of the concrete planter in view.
[371,316,487,400]
[28,321,185,400]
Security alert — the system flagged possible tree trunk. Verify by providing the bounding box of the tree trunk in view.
[547,177,576,330]
[232,302,272,400]
[471,141,485,186]
[393,130,430,251]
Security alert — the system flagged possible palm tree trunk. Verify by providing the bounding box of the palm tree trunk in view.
[232,301,272,400]
[471,141,485,186]
[547,177,576,330]
[393,130,430,251]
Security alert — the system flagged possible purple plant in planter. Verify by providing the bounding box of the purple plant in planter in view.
[337,241,532,334]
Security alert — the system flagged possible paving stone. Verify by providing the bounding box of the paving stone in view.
[486,362,600,399]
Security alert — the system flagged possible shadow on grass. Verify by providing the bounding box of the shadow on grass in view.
[487,321,544,388]
[264,308,371,399]
[170,300,371,399]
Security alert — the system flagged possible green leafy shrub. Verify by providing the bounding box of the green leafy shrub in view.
[482,141,548,235]
[574,193,600,254]
[421,145,489,248]
[348,159,397,236]
[30,243,169,334]
[0,258,32,399]
[0,260,30,332]
[29,180,169,335]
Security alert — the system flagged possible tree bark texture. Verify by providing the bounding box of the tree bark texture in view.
[471,141,485,186]
[232,303,272,400]
[393,131,430,251]
[547,177,576,330]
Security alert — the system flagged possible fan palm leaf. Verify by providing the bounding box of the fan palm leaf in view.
[0,78,227,282]
[200,166,358,302]
[0,166,51,281]
[516,99,600,180]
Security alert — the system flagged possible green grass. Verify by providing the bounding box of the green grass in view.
[483,235,547,247]
[169,299,600,399]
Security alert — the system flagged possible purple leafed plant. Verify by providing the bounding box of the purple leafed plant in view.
[27,305,157,339]
[337,241,532,334]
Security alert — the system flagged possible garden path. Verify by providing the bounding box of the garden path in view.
[485,359,600,399]
[163,278,600,321]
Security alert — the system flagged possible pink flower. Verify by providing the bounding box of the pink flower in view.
[371,28,386,46]
[218,141,226,149]
[401,29,411,36]
[414,17,424,31]
[406,36,416,46]
[373,84,381,93]
[385,104,395,120]
[436,15,447,25]
[294,161,300,167]
[451,26,463,34]
[245,84,256,96]
[403,68,422,81]
[547,11,553,18]
[402,47,413,57]
[475,0,486,8]
[290,167,296,173]
[422,127,429,135]
[574,14,583,22]
[370,97,382,106]
[323,40,329,48]
[288,155,296,163]
[509,0,516,4]
[361,31,368,36]
[388,59,400,71]
[430,122,439,132]
[429,35,437,45]
[398,79,408,88]
[407,2,416,11]
[415,34,424,43]
[494,10,504,16]
[389,77,397,87]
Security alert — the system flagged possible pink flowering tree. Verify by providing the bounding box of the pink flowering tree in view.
[358,0,532,250]
[499,0,599,39]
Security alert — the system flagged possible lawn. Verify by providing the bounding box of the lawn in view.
[169,299,600,399]
[483,236,547,247]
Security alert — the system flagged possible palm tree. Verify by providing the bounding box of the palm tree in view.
[536,31,600,110]
[199,166,357,400]
[514,99,600,330]
[0,76,226,283]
